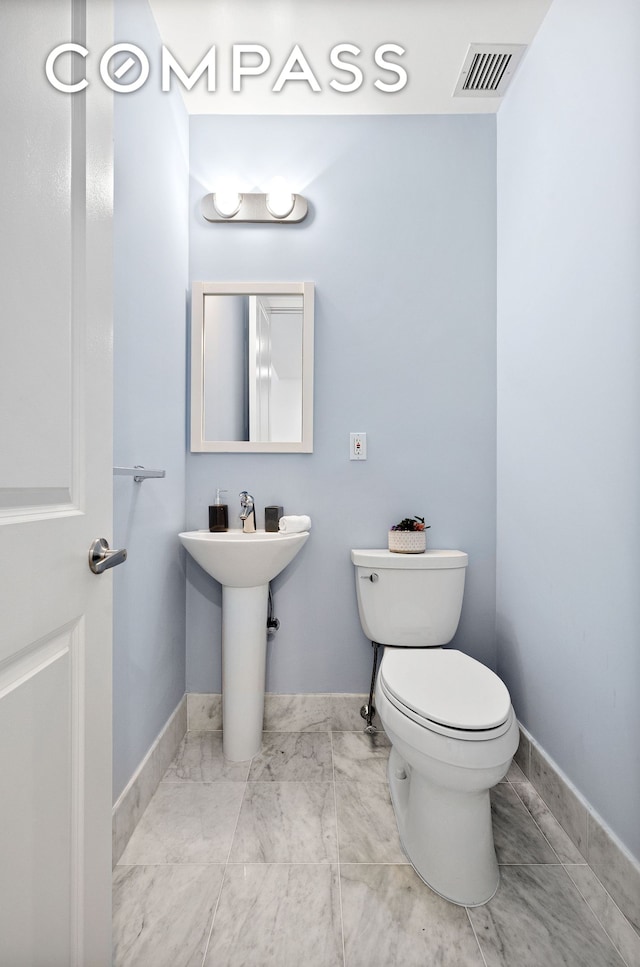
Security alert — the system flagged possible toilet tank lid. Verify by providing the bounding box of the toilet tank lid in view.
[351,549,468,569]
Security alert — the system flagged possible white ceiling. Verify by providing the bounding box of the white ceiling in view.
[147,0,553,115]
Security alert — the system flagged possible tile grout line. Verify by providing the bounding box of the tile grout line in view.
[507,778,567,865]
[198,868,226,967]
[465,907,489,967]
[507,777,590,867]
[200,756,253,967]
[587,867,640,940]
[561,866,636,967]
[330,730,348,967]
[559,864,633,967]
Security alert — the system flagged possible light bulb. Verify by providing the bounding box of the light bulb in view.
[213,184,242,218]
[266,177,295,219]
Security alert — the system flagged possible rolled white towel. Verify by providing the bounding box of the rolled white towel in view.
[278,514,311,534]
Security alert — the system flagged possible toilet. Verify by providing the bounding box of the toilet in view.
[351,548,519,906]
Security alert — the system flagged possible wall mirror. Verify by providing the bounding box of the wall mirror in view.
[190,281,314,452]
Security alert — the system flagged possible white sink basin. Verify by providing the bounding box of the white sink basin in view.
[179,528,309,588]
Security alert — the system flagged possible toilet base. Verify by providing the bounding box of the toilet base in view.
[388,746,500,907]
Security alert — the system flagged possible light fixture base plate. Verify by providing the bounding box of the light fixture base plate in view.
[202,192,308,223]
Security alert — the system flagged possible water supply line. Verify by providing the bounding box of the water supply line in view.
[360,640,382,734]
[267,584,280,634]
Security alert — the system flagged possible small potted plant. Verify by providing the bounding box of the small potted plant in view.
[388,516,430,554]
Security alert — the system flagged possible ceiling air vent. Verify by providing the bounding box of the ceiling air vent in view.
[453,44,527,98]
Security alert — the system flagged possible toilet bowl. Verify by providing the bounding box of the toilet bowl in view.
[351,548,519,906]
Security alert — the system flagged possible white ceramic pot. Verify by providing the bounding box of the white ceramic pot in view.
[388,530,426,554]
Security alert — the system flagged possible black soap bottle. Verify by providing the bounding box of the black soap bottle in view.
[209,489,228,532]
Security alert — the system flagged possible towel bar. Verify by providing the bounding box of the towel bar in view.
[113,465,166,483]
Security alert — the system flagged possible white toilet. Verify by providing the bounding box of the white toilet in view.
[351,548,519,906]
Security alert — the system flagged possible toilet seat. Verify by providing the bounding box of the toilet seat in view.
[379,648,512,739]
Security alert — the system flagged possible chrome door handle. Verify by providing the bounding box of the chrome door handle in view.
[88,537,127,574]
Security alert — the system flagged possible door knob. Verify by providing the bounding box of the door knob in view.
[88,537,127,574]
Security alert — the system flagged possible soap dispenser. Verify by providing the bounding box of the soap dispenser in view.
[209,489,228,532]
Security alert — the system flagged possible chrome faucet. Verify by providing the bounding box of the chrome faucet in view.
[239,491,256,533]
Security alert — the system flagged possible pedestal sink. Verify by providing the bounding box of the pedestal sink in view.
[179,529,309,760]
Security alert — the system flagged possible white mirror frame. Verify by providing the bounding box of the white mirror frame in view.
[190,281,314,453]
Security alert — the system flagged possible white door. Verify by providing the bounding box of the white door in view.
[0,1,114,965]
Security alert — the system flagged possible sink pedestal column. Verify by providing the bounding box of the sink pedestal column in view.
[221,584,269,761]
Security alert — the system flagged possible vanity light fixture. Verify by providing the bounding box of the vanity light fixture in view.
[202,179,307,224]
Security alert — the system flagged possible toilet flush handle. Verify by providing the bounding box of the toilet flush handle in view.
[360,572,379,583]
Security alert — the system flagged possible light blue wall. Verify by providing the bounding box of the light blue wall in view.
[497,0,640,860]
[186,115,497,694]
[112,0,189,801]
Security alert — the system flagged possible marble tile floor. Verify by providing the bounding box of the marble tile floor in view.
[113,729,640,967]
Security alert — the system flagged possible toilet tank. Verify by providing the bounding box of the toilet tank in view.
[351,549,468,647]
